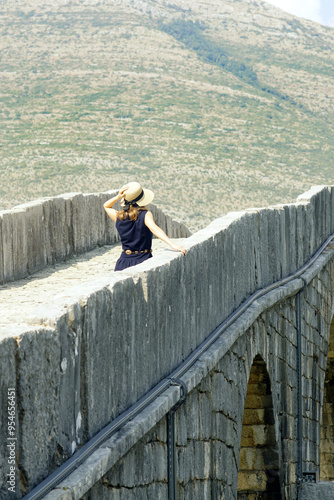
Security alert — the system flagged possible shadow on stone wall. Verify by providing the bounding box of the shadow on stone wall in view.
[238,355,281,500]
[320,314,334,480]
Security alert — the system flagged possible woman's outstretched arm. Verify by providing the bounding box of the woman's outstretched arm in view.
[103,186,128,222]
[145,211,186,255]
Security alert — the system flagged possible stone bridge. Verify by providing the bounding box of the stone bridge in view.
[0,186,334,500]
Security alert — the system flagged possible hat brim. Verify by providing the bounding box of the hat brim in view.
[136,188,154,206]
[120,188,154,207]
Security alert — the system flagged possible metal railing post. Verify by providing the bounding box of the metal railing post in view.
[296,289,304,481]
[167,379,187,500]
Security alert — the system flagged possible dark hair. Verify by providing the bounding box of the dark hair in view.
[116,205,147,221]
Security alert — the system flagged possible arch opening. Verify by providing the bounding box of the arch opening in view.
[320,314,334,480]
[237,355,281,500]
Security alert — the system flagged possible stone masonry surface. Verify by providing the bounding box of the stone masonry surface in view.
[0,191,191,285]
[0,192,191,500]
[0,238,183,333]
[75,260,334,500]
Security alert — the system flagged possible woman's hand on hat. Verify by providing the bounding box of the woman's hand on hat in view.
[117,185,129,200]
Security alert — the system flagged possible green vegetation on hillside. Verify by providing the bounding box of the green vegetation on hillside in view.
[158,19,299,105]
[159,20,259,85]
[0,1,333,230]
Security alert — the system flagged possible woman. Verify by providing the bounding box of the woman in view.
[103,182,186,271]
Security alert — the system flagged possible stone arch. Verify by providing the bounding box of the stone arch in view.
[320,313,334,480]
[237,355,281,499]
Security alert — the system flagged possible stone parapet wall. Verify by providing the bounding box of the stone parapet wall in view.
[79,258,333,500]
[0,191,191,284]
[0,185,334,498]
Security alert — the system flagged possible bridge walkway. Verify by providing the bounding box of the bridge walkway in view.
[0,239,180,334]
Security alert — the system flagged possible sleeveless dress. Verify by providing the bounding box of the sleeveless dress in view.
[115,210,153,271]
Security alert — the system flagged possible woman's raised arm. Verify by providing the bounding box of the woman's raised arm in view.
[144,211,186,255]
[103,186,128,222]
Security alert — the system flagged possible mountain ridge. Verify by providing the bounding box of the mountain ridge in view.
[0,0,333,230]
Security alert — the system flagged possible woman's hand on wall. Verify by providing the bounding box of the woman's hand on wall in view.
[145,211,186,255]
[169,242,187,255]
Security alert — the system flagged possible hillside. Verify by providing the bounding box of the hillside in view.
[0,0,333,230]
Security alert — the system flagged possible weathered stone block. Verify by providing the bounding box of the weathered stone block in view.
[320,462,334,480]
[299,481,334,500]
[43,195,73,264]
[53,306,83,458]
[182,391,212,441]
[20,201,47,274]
[1,209,27,282]
[238,447,279,471]
[320,439,334,453]
[15,328,61,495]
[0,335,17,498]
[211,371,240,421]
[245,382,270,396]
[240,424,276,447]
[237,470,267,491]
[104,431,167,490]
[244,394,273,409]
[242,408,274,426]
[177,440,195,483]
[179,479,211,500]
[211,440,235,482]
[152,418,167,445]
[43,489,73,500]
[81,288,113,439]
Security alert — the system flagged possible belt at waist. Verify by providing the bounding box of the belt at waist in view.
[122,249,152,255]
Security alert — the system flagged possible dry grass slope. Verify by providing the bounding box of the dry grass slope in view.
[0,0,333,230]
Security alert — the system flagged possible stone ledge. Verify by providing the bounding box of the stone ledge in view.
[5,185,334,497]
[298,481,334,500]
[43,386,180,500]
[42,250,334,499]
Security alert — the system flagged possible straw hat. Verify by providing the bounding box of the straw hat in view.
[121,181,154,207]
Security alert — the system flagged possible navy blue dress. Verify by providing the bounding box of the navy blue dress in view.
[115,210,153,271]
